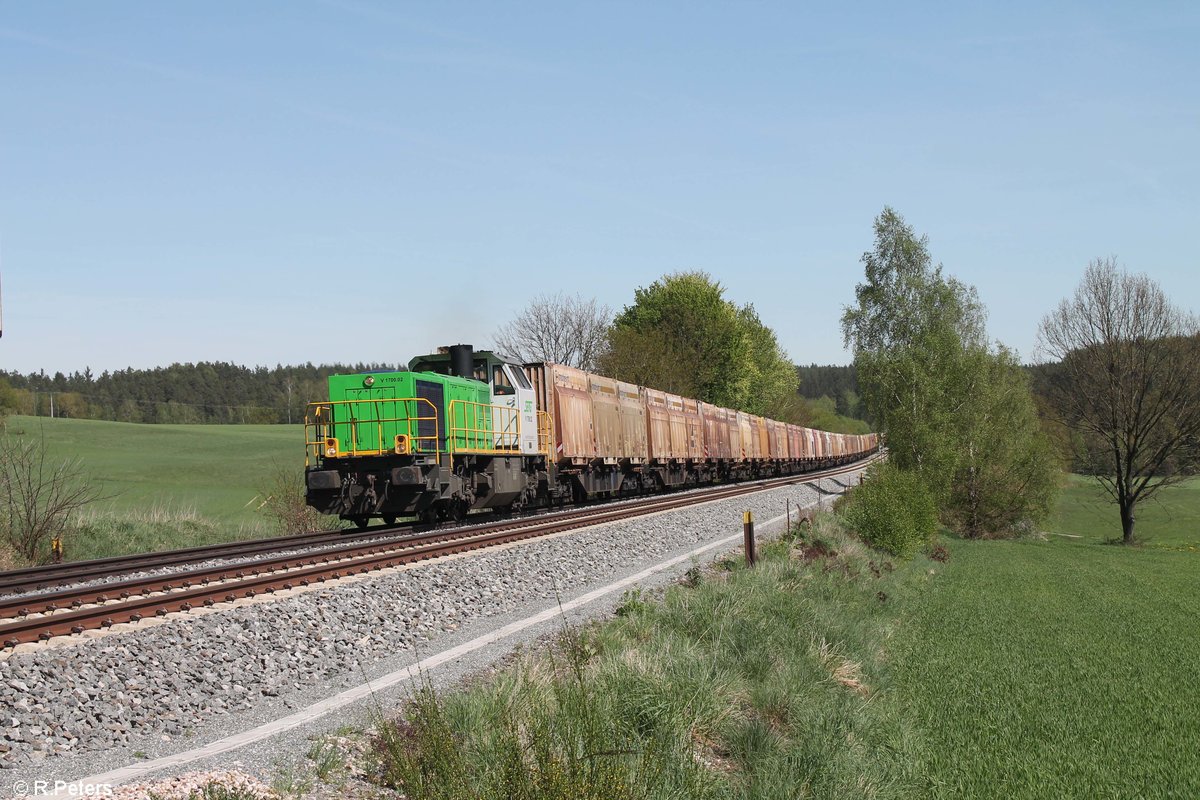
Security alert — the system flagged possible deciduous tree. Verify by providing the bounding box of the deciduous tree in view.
[842,208,986,489]
[599,271,797,414]
[0,378,17,424]
[947,345,1060,536]
[1037,258,1200,544]
[493,292,612,370]
[843,207,1058,536]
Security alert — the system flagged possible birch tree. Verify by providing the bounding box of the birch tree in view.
[843,207,1058,535]
[841,207,986,493]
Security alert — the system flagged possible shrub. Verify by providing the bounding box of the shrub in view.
[255,461,343,535]
[943,346,1062,538]
[840,462,937,558]
[0,431,104,564]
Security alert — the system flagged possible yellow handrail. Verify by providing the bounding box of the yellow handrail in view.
[448,400,519,454]
[537,410,553,455]
[304,397,439,464]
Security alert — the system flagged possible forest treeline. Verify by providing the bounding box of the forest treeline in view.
[795,364,861,417]
[0,360,868,429]
[0,362,398,424]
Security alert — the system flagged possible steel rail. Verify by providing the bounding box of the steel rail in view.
[0,457,877,647]
[0,457,871,593]
[0,522,418,594]
[0,456,876,595]
[0,463,867,617]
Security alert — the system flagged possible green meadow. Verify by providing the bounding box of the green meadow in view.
[890,526,1198,796]
[1,415,311,560]
[1048,473,1200,550]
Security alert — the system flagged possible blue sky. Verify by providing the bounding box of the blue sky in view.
[1,1,1196,374]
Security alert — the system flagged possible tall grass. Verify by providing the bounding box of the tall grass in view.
[67,504,273,562]
[375,628,720,799]
[370,517,934,799]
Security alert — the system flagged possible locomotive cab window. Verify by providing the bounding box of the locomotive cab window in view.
[492,365,515,396]
[509,366,531,390]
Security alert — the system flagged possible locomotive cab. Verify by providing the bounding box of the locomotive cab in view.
[409,346,541,455]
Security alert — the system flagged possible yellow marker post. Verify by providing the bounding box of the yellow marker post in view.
[743,510,756,567]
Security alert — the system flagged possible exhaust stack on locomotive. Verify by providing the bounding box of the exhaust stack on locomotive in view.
[448,344,473,379]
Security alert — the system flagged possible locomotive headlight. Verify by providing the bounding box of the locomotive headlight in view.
[325,437,338,457]
[363,376,375,387]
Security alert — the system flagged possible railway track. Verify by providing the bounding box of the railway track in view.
[0,459,861,595]
[0,520,430,595]
[0,457,876,648]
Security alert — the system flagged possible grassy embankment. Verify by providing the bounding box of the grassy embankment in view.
[2,415,311,561]
[329,477,1199,799]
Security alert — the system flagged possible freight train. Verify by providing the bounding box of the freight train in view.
[304,345,878,527]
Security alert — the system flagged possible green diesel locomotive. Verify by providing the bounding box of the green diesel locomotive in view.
[305,345,551,527]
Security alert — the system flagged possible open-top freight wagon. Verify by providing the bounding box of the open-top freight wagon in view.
[304,345,877,527]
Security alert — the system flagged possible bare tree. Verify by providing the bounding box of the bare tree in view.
[0,432,105,564]
[1037,258,1200,544]
[492,292,612,370]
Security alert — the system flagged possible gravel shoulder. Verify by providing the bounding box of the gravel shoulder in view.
[0,473,860,796]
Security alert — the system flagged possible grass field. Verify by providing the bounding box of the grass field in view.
[892,540,1198,797]
[886,477,1199,797]
[3,415,305,521]
[2,415,312,560]
[344,478,1199,799]
[1048,473,1200,549]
